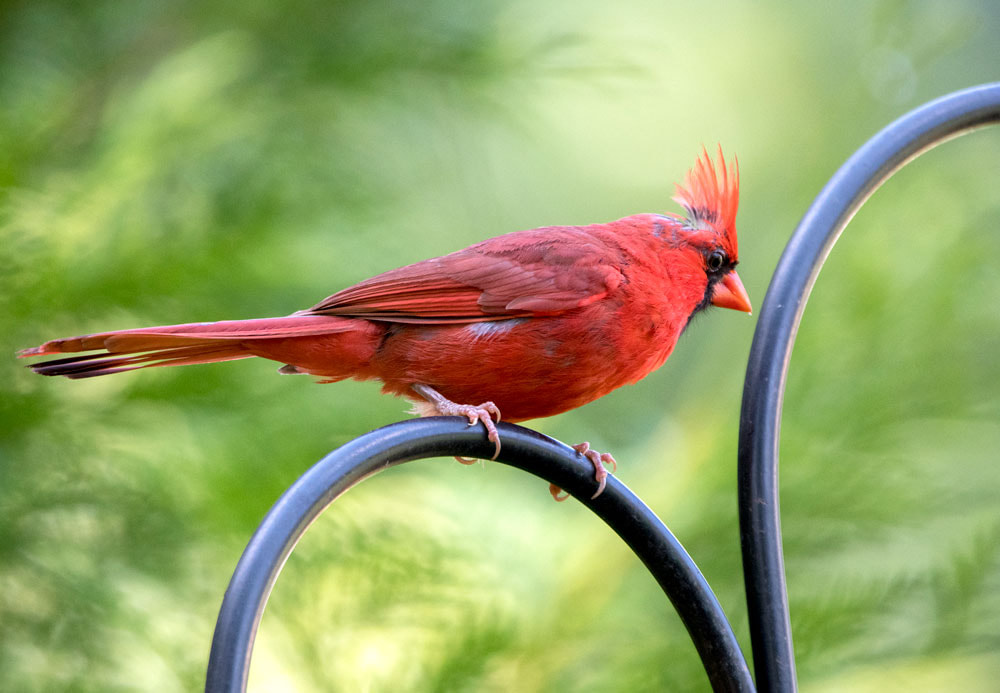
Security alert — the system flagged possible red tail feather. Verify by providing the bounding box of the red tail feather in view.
[19,315,379,380]
[19,315,361,357]
[27,344,254,378]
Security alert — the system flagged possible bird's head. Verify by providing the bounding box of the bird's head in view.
[671,146,752,315]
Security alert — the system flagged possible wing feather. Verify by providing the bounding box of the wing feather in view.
[305,226,623,323]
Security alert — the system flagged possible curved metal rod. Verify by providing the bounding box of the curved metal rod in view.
[738,82,1000,692]
[206,418,754,692]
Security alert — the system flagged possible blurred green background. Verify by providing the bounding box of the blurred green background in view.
[3,1,999,690]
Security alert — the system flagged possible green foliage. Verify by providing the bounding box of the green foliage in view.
[2,1,999,690]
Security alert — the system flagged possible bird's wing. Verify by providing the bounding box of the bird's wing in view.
[304,226,624,323]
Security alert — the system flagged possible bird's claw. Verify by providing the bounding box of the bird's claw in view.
[575,441,616,499]
[447,400,501,460]
[547,442,616,501]
[411,384,503,461]
[548,483,570,502]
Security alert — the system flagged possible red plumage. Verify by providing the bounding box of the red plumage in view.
[20,147,751,498]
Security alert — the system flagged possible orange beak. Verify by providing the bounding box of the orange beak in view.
[711,271,752,314]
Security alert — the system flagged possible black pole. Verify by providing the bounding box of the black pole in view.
[206,418,754,692]
[737,82,1000,693]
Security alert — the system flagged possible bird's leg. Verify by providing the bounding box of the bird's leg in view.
[411,384,502,462]
[548,442,617,501]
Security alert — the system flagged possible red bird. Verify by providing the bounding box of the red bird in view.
[20,147,751,500]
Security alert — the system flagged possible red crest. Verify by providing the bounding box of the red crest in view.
[672,146,740,253]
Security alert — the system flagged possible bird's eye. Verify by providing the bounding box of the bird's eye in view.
[706,250,727,272]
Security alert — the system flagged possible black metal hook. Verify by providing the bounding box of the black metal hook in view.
[737,82,1000,693]
[205,418,754,692]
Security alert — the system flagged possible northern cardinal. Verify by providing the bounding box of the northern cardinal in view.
[20,147,751,500]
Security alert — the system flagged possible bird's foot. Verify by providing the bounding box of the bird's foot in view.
[548,441,617,501]
[411,384,502,461]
